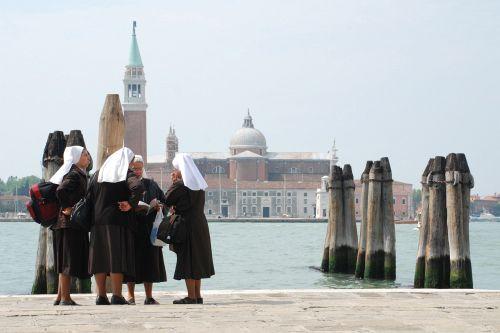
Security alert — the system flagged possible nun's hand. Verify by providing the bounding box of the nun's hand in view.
[156,204,163,212]
[62,207,72,216]
[118,201,132,212]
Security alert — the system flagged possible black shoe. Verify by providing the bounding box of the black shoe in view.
[173,297,197,304]
[60,300,79,306]
[144,297,160,305]
[96,295,110,305]
[53,300,60,306]
[127,297,136,305]
[197,298,203,304]
[110,295,129,305]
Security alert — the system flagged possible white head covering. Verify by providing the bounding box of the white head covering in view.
[172,153,208,191]
[132,155,148,179]
[49,146,85,185]
[97,147,135,183]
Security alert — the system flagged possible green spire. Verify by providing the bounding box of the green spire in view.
[128,21,143,67]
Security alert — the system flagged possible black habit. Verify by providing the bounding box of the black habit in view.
[88,169,144,278]
[53,165,90,279]
[124,178,167,284]
[165,180,215,280]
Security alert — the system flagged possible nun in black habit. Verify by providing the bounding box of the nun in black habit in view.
[88,147,144,305]
[50,146,91,306]
[165,153,215,304]
[124,155,167,305]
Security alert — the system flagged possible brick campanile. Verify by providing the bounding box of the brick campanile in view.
[123,21,148,162]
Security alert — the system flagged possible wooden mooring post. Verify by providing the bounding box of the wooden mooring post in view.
[458,153,473,288]
[446,153,473,288]
[327,166,344,272]
[424,156,450,288]
[364,161,384,279]
[414,158,433,288]
[97,94,125,168]
[380,157,396,280]
[322,164,358,274]
[340,164,358,274]
[354,158,396,280]
[355,161,372,278]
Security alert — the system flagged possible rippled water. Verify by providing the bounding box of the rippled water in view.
[0,221,499,294]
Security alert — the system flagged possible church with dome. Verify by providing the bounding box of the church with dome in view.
[146,111,333,218]
[121,22,413,220]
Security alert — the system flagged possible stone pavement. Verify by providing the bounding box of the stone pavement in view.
[0,289,499,332]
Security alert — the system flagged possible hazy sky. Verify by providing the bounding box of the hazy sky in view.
[0,0,498,194]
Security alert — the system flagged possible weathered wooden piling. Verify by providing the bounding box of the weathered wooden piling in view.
[355,161,372,278]
[457,153,473,288]
[321,211,332,272]
[97,94,125,168]
[424,156,450,288]
[323,165,359,274]
[364,161,384,279]
[327,166,345,272]
[414,159,433,288]
[32,131,66,294]
[446,153,473,288]
[340,164,358,274]
[380,157,396,280]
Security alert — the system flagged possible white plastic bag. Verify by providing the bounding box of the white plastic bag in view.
[150,210,167,247]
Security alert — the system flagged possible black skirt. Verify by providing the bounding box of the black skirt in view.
[89,225,135,279]
[124,218,167,284]
[173,218,215,281]
[53,228,91,279]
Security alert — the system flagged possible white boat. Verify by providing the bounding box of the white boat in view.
[478,211,496,220]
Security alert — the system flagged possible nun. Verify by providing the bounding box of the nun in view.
[88,147,144,305]
[125,155,167,305]
[50,146,91,306]
[165,153,215,304]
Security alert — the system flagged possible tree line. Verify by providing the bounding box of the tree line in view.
[0,176,42,196]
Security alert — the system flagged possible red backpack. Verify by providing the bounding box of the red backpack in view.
[26,182,59,227]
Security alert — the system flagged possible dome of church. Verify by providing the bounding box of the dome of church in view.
[229,112,267,150]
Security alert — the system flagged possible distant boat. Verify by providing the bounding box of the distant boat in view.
[16,212,27,219]
[478,211,496,220]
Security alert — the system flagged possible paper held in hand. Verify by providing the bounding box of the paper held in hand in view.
[137,199,158,215]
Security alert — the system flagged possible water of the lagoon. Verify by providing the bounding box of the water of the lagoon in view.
[0,221,499,295]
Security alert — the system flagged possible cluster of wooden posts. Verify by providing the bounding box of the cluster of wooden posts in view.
[321,165,358,274]
[32,94,124,295]
[414,154,473,288]
[321,154,473,289]
[322,158,396,281]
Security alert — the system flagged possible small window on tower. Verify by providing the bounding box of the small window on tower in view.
[132,84,138,97]
[138,84,141,98]
[128,84,132,98]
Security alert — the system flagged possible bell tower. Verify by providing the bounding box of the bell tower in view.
[123,21,148,162]
[166,126,179,170]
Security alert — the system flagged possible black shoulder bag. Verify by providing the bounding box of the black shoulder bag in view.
[70,173,97,232]
[157,213,187,244]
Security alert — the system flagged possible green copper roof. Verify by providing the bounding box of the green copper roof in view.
[128,22,143,67]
